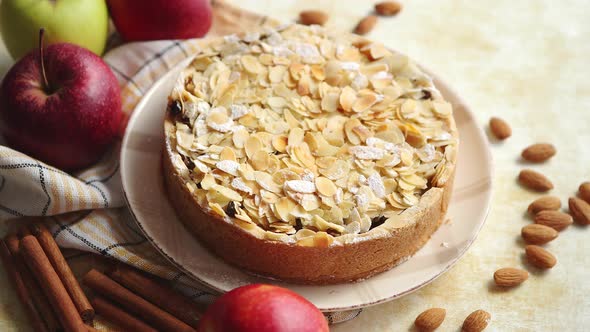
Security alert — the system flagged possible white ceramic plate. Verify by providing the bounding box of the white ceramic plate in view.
[120,57,493,312]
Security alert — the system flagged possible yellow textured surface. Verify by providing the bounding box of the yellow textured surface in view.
[1,0,590,330]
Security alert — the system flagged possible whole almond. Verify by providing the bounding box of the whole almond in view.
[521,143,556,162]
[521,224,558,244]
[518,169,553,192]
[525,245,556,269]
[299,10,329,26]
[354,15,378,35]
[534,210,573,231]
[375,1,402,16]
[489,117,511,140]
[414,308,446,331]
[462,310,491,332]
[569,197,590,225]
[527,196,561,215]
[493,268,528,287]
[579,182,590,204]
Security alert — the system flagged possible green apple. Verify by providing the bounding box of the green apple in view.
[0,0,109,60]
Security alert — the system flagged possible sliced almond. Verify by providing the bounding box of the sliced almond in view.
[414,308,445,332]
[312,231,333,247]
[569,197,590,225]
[518,169,553,192]
[315,177,337,196]
[521,224,558,245]
[521,143,556,162]
[525,245,557,269]
[251,150,271,171]
[527,196,561,215]
[219,146,237,162]
[534,210,573,231]
[210,184,243,202]
[245,136,263,159]
[352,93,378,113]
[321,92,340,112]
[268,66,287,83]
[241,55,263,74]
[339,86,357,112]
[272,135,288,153]
[489,117,511,140]
[493,268,528,287]
[310,64,325,81]
[274,197,297,222]
[462,310,491,332]
[344,118,363,145]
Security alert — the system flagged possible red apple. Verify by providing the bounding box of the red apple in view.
[199,284,329,332]
[0,30,121,171]
[106,0,213,41]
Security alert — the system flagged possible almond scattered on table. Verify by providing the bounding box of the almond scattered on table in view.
[568,197,590,225]
[578,182,590,204]
[521,143,556,162]
[518,169,553,192]
[414,308,446,331]
[462,309,491,332]
[375,1,402,16]
[521,224,558,245]
[527,196,561,215]
[493,268,528,287]
[489,117,511,140]
[298,10,329,26]
[534,210,573,231]
[525,245,557,269]
[354,15,378,35]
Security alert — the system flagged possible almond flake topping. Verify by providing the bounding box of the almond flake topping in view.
[167,24,457,244]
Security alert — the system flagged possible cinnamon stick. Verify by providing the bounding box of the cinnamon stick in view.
[108,264,203,328]
[18,227,32,237]
[19,235,87,332]
[91,296,158,332]
[0,239,48,332]
[83,269,195,332]
[5,234,62,332]
[30,223,95,323]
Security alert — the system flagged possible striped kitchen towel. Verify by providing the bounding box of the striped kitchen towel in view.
[0,0,362,327]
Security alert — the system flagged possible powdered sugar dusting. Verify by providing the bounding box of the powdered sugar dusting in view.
[372,71,392,80]
[230,104,250,119]
[340,61,360,71]
[301,170,315,182]
[294,43,321,63]
[231,178,253,194]
[368,173,386,198]
[334,188,343,204]
[216,160,240,176]
[355,192,369,209]
[351,74,368,90]
[349,146,385,160]
[284,180,316,193]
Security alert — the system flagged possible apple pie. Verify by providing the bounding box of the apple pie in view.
[163,24,458,284]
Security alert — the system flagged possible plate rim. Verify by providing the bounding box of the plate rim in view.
[120,55,494,312]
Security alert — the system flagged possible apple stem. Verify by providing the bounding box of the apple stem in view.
[39,28,51,91]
